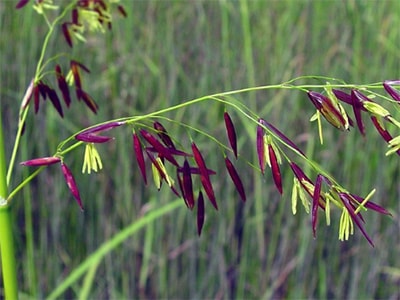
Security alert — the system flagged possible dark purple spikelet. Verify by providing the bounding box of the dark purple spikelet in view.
[117,5,127,17]
[312,175,323,238]
[71,60,90,73]
[307,91,346,130]
[383,80,400,102]
[62,23,73,48]
[153,121,176,149]
[147,147,191,157]
[350,193,392,216]
[76,89,98,113]
[36,81,52,112]
[176,171,188,207]
[16,0,30,9]
[225,157,246,202]
[191,142,218,210]
[83,121,125,135]
[351,90,373,136]
[290,164,326,210]
[133,133,147,185]
[140,129,179,166]
[197,191,205,236]
[256,120,265,174]
[370,116,391,142]
[20,156,61,167]
[71,8,79,25]
[61,162,83,211]
[35,82,64,117]
[177,166,216,176]
[182,159,195,209]
[224,112,238,158]
[339,193,374,247]
[290,162,309,181]
[33,84,40,113]
[364,201,392,216]
[260,119,305,156]
[332,89,353,106]
[47,86,64,117]
[268,145,282,194]
[70,60,90,91]
[38,81,48,99]
[290,162,314,198]
[75,134,113,143]
[55,64,71,107]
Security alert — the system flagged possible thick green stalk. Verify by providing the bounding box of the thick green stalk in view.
[0,113,18,299]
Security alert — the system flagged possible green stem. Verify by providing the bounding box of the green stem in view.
[0,112,18,299]
[0,204,18,299]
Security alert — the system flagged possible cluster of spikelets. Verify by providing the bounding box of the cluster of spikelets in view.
[17,0,127,117]
[20,115,246,236]
[16,0,400,247]
[20,84,399,246]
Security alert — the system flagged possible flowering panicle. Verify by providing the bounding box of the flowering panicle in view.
[58,0,127,47]
[287,158,392,246]
[331,85,400,153]
[16,4,395,248]
[17,0,126,118]
[23,59,97,117]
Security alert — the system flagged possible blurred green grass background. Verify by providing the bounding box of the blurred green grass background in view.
[1,0,400,298]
